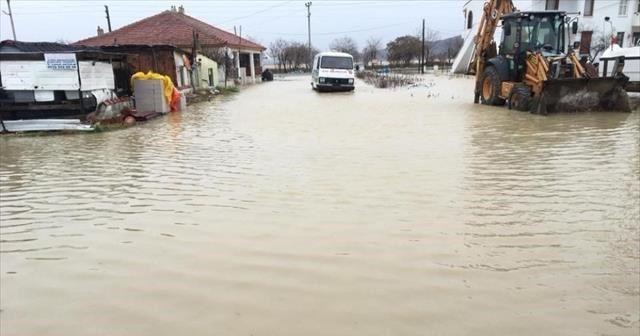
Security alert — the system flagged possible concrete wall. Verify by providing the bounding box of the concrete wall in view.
[195,54,218,88]
[173,51,192,88]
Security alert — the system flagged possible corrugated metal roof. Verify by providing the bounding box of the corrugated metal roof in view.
[0,40,102,53]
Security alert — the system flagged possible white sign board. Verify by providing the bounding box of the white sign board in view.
[44,53,77,71]
[0,61,79,90]
[79,61,115,90]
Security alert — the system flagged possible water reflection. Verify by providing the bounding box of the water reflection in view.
[1,76,638,335]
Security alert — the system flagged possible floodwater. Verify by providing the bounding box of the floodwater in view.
[1,75,639,335]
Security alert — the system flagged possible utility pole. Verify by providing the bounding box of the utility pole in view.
[239,25,242,80]
[3,0,17,40]
[104,5,112,32]
[305,2,312,70]
[421,18,425,74]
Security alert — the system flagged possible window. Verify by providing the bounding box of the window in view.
[616,32,625,46]
[545,0,559,10]
[467,11,473,29]
[320,56,353,69]
[633,32,640,47]
[501,16,565,55]
[618,0,628,15]
[583,0,594,16]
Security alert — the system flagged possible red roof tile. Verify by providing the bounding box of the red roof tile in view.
[74,10,265,51]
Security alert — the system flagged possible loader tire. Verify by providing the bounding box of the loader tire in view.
[508,85,532,112]
[480,66,505,106]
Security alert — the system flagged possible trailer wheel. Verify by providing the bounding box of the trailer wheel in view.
[480,66,505,106]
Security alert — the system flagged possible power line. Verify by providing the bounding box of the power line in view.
[218,0,294,24]
[254,21,410,37]
[315,22,408,35]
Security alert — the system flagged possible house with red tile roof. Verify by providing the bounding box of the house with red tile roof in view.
[75,6,266,84]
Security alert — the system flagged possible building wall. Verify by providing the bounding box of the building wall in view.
[532,0,640,49]
[461,0,534,32]
[173,51,192,88]
[532,0,578,12]
[195,53,218,88]
[125,49,179,88]
[461,0,534,53]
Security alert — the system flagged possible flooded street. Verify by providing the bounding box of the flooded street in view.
[1,75,639,335]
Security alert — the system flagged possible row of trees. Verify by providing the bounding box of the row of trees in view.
[386,31,463,66]
[268,26,464,71]
[269,39,318,72]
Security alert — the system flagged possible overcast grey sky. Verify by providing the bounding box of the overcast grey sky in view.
[0,0,533,50]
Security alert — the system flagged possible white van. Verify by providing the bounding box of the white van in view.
[311,52,355,92]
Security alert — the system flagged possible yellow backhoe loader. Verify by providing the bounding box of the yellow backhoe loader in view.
[470,0,631,114]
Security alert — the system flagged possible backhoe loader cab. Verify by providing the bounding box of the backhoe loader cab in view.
[500,11,567,59]
[475,7,631,114]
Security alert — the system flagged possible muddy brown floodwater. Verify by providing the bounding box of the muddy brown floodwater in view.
[1,75,639,336]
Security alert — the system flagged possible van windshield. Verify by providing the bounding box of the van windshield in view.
[320,56,353,69]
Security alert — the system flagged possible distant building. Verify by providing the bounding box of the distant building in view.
[75,6,266,84]
[460,0,533,39]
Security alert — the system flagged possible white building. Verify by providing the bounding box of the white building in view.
[452,0,639,73]
[461,0,534,35]
[451,0,531,73]
[531,0,640,54]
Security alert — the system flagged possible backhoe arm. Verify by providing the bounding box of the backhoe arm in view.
[472,0,515,103]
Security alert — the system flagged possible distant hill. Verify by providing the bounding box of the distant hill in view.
[431,35,464,57]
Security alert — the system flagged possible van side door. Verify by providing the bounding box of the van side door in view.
[312,56,320,80]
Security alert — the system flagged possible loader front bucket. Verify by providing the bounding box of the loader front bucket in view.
[531,76,631,115]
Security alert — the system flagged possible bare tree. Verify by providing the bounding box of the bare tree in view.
[329,37,361,61]
[284,42,308,71]
[362,37,382,68]
[423,27,441,63]
[269,39,290,72]
[201,48,225,64]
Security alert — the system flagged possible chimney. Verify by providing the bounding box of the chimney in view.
[170,5,176,12]
[97,26,104,36]
[178,5,184,14]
